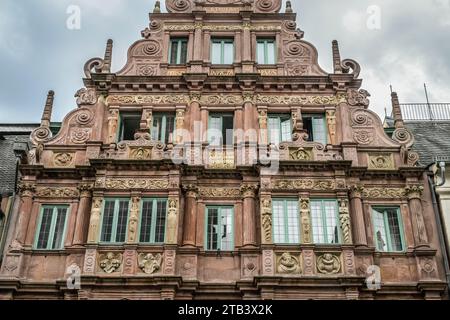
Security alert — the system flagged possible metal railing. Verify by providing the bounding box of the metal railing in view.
[400,103,450,121]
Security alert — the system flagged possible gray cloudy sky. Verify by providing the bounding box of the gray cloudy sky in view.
[0,0,449,123]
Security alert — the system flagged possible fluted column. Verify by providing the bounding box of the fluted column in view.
[73,183,93,246]
[241,183,258,247]
[15,182,36,244]
[349,186,368,247]
[87,197,103,244]
[189,94,201,143]
[182,185,198,247]
[406,185,429,246]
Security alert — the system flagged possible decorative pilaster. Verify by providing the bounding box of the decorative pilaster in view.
[175,108,185,144]
[299,197,312,244]
[260,196,272,245]
[349,185,368,247]
[127,196,140,243]
[338,198,352,244]
[15,182,36,244]
[107,107,119,144]
[182,184,198,246]
[258,107,268,145]
[241,183,258,247]
[405,185,429,246]
[326,109,337,145]
[141,108,153,131]
[73,183,93,246]
[166,197,179,244]
[87,197,103,244]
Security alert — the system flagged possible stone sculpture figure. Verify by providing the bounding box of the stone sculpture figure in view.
[138,253,163,274]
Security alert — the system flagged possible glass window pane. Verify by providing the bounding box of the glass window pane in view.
[311,201,325,243]
[180,40,188,64]
[257,41,265,64]
[36,207,54,249]
[387,209,403,251]
[100,201,115,242]
[223,42,234,64]
[373,208,388,252]
[152,116,162,141]
[211,41,222,64]
[155,200,167,243]
[209,116,222,145]
[272,200,285,243]
[115,200,129,243]
[165,116,175,144]
[268,117,281,145]
[170,40,178,64]
[140,201,153,243]
[312,116,327,145]
[281,118,292,142]
[51,208,67,249]
[207,208,219,250]
[286,201,300,243]
[267,41,276,64]
[323,201,339,244]
[220,208,233,250]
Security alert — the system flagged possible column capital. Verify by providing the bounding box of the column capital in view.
[348,185,364,199]
[17,182,36,197]
[240,183,259,198]
[182,184,198,197]
[78,183,94,198]
[405,185,424,200]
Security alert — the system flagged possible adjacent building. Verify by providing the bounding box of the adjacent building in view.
[0,0,448,299]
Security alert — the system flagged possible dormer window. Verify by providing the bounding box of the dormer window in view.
[257,39,276,65]
[211,39,234,65]
[169,38,188,65]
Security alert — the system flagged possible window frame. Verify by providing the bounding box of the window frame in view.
[256,38,277,65]
[118,112,141,142]
[211,38,235,65]
[271,198,300,244]
[99,198,130,244]
[138,198,168,244]
[33,205,70,250]
[204,205,235,251]
[169,38,188,65]
[152,113,176,145]
[310,199,341,245]
[302,114,328,145]
[207,113,235,146]
[371,206,406,253]
[267,114,292,145]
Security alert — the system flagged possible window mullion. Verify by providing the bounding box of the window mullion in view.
[321,200,328,244]
[177,40,182,64]
[383,210,393,252]
[218,207,222,250]
[264,41,268,64]
[221,41,225,64]
[161,116,167,144]
[111,200,119,243]
[151,200,157,243]
[284,200,289,243]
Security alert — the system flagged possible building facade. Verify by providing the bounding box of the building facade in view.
[0,0,448,299]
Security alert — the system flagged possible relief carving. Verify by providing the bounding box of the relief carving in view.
[368,153,395,170]
[261,197,272,244]
[300,198,312,243]
[277,252,301,274]
[53,153,74,167]
[166,198,179,244]
[75,88,97,106]
[338,199,352,244]
[317,253,341,275]
[96,178,169,190]
[198,187,241,198]
[347,89,370,107]
[87,198,103,243]
[289,147,313,161]
[326,109,337,145]
[99,252,122,273]
[107,109,119,144]
[138,253,163,274]
[36,187,79,198]
[127,197,140,243]
[272,179,335,191]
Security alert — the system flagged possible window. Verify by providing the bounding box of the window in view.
[208,114,234,146]
[211,39,234,64]
[100,199,129,243]
[139,199,167,243]
[35,205,69,250]
[272,199,300,244]
[152,113,175,144]
[268,114,292,145]
[303,115,327,145]
[310,200,340,244]
[169,38,188,65]
[257,39,276,64]
[372,207,405,252]
[205,206,234,251]
[119,113,141,141]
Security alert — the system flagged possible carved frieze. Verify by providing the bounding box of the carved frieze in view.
[272,179,336,191]
[95,178,169,190]
[36,187,79,198]
[198,187,241,198]
[362,187,406,199]
[277,252,301,274]
[99,252,122,273]
[138,253,163,274]
[317,253,341,275]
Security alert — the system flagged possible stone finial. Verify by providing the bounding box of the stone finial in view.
[286,1,293,13]
[103,39,113,73]
[391,92,404,129]
[153,1,161,13]
[41,90,54,127]
[332,40,342,74]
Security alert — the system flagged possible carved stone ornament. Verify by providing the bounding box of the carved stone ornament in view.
[95,178,169,190]
[317,253,341,274]
[346,89,370,107]
[368,153,395,170]
[75,88,97,106]
[362,187,406,199]
[338,199,352,244]
[198,187,241,198]
[127,197,140,243]
[261,197,272,244]
[300,198,312,244]
[87,198,103,243]
[166,198,179,244]
[289,147,313,161]
[277,252,301,274]
[166,0,194,13]
[99,252,122,273]
[272,179,335,191]
[17,182,36,197]
[53,153,74,167]
[138,253,163,274]
[36,187,79,198]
